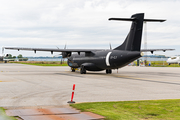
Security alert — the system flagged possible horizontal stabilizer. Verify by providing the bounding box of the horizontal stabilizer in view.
[108,18,135,21]
[109,18,166,22]
[144,19,166,22]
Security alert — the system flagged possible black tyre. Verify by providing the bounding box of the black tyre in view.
[109,69,112,74]
[106,69,108,74]
[80,66,86,74]
[80,68,84,74]
[106,69,112,74]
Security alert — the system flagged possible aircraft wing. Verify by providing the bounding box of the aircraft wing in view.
[141,49,175,54]
[4,47,175,54]
[3,47,104,53]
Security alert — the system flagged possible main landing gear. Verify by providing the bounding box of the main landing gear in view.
[80,66,86,74]
[106,69,112,74]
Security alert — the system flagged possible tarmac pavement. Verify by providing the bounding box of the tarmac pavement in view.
[0,63,180,109]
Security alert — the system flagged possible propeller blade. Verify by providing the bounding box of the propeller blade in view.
[52,54,62,57]
[2,47,4,56]
[60,58,62,64]
[109,43,112,50]
[56,46,60,49]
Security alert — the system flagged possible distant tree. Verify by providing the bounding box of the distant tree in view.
[13,56,16,59]
[17,54,28,61]
[19,58,28,61]
[18,54,23,58]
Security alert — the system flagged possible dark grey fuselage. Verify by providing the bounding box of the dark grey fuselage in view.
[68,50,141,71]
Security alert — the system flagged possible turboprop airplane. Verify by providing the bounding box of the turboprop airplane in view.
[167,56,180,65]
[3,13,174,74]
[0,49,12,63]
[0,53,14,63]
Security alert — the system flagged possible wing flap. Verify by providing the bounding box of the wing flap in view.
[4,47,103,53]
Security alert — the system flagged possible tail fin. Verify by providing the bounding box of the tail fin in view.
[109,13,166,51]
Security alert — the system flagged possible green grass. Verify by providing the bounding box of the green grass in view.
[134,61,180,67]
[10,61,68,66]
[70,99,180,120]
[0,107,17,120]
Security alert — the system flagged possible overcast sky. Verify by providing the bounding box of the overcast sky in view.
[0,0,179,57]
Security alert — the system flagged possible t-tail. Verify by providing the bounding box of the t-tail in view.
[109,13,166,51]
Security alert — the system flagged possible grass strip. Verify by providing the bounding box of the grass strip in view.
[134,61,180,67]
[0,107,17,120]
[70,99,180,120]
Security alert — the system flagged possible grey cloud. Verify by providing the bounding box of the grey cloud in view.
[0,0,180,56]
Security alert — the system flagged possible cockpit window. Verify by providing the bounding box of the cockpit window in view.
[171,57,177,59]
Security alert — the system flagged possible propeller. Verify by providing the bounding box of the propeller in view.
[52,53,63,65]
[61,44,67,65]
[2,47,4,56]
[53,44,67,65]
[109,43,112,50]
[56,46,60,49]
[52,54,61,57]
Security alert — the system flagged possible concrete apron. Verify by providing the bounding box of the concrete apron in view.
[6,107,105,120]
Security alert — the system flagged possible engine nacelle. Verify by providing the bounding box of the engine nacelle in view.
[62,52,71,58]
[81,63,104,71]
[5,54,9,57]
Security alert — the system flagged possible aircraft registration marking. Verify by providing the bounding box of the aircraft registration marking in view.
[106,52,112,66]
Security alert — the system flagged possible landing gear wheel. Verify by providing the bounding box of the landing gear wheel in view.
[106,69,112,74]
[109,69,112,74]
[80,66,86,74]
[71,68,75,72]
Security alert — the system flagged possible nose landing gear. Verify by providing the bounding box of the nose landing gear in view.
[71,68,76,72]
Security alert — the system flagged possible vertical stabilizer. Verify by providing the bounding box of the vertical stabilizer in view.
[109,13,166,51]
[111,13,144,51]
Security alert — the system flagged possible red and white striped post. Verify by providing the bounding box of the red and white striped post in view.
[68,84,76,103]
